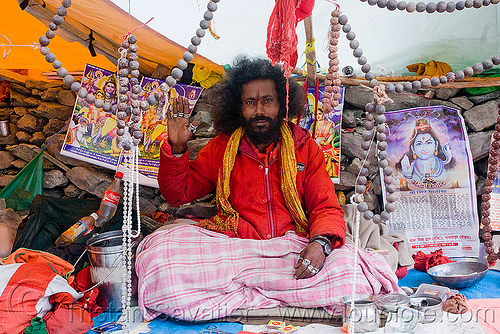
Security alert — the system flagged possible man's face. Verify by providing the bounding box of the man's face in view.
[241,79,281,145]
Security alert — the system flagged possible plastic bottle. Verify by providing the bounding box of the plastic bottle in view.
[96,171,124,227]
[55,212,98,246]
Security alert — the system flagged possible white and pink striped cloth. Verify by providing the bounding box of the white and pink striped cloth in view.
[135,225,402,321]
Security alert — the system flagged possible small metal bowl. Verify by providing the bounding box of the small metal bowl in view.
[427,261,488,289]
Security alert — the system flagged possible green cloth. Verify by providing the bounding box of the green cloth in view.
[463,68,500,96]
[0,151,43,211]
[24,317,47,334]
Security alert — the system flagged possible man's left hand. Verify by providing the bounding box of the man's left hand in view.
[293,242,325,279]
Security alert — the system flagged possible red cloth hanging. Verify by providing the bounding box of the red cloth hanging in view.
[266,0,315,77]
[70,266,106,317]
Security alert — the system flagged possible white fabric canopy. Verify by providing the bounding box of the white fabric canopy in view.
[110,0,500,76]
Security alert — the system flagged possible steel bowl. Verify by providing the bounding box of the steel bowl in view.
[427,261,488,289]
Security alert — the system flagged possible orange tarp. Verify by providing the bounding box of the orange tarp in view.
[0,0,114,80]
[0,0,223,81]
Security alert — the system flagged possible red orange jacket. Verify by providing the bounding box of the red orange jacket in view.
[158,122,346,249]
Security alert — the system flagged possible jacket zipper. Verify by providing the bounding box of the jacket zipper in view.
[264,166,274,238]
[242,151,277,238]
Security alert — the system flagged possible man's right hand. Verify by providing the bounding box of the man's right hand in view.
[166,96,193,154]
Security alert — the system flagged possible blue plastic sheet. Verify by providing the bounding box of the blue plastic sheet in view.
[398,268,500,300]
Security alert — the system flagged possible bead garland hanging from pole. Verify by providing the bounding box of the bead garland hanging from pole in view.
[325,5,500,267]
[359,0,499,13]
[322,2,500,331]
[37,0,221,153]
[477,102,500,264]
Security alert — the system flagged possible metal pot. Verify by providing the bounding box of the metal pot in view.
[376,293,418,333]
[341,295,380,333]
[409,293,443,324]
[376,293,410,313]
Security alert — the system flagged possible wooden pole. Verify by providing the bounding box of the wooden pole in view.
[303,15,316,87]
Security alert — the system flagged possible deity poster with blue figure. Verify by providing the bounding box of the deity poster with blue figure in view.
[381,105,479,258]
[61,64,203,187]
[297,85,343,184]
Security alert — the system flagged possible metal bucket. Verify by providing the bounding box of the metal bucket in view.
[86,230,142,311]
[341,294,380,333]
[0,121,9,137]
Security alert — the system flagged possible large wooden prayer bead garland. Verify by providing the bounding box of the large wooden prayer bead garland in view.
[321,7,342,113]
[323,9,500,227]
[359,99,398,224]
[480,102,500,264]
[336,14,500,90]
[360,0,499,12]
[323,9,397,224]
[114,39,144,150]
[37,0,221,150]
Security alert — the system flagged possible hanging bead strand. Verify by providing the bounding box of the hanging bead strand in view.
[121,152,132,324]
[480,101,500,264]
[158,0,220,96]
[322,6,343,114]
[332,12,395,225]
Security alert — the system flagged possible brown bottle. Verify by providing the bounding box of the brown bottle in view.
[55,212,98,246]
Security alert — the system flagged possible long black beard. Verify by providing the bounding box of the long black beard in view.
[244,115,282,146]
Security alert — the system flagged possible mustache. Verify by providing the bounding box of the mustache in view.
[249,116,273,124]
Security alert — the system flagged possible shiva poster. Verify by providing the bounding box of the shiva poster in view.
[60,64,203,187]
[382,106,479,258]
[297,85,343,183]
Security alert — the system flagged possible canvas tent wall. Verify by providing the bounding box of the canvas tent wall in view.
[108,0,500,78]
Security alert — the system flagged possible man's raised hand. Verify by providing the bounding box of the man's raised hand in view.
[166,96,194,154]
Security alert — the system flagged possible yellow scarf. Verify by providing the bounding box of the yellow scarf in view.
[199,122,309,236]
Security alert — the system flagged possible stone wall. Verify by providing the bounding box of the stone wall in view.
[0,79,496,221]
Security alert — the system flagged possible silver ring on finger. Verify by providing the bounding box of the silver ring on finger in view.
[302,258,311,266]
[307,264,319,274]
[187,123,198,134]
[183,113,191,118]
[172,113,178,118]
[178,112,184,117]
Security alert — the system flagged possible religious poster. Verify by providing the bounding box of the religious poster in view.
[297,85,343,183]
[60,64,203,187]
[381,105,479,258]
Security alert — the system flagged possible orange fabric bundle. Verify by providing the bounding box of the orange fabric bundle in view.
[1,248,75,278]
[412,248,453,272]
[406,60,453,77]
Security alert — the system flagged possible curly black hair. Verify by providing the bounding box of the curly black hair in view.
[206,55,305,135]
